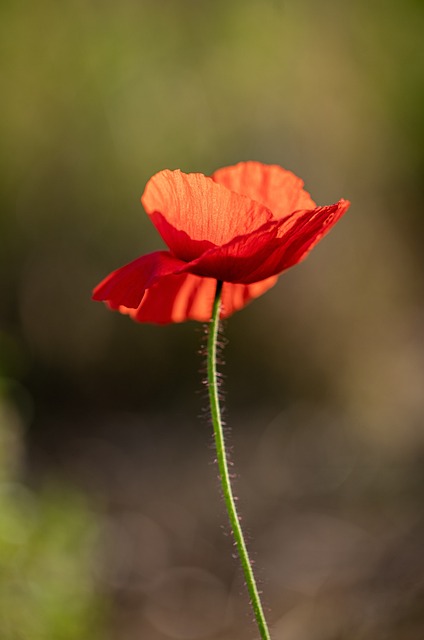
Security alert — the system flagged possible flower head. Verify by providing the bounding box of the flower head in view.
[93,161,350,323]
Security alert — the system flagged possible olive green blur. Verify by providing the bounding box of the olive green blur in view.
[1,1,423,638]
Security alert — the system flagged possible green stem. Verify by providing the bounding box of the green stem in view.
[207,280,271,640]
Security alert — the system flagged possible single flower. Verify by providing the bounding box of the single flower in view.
[93,161,350,323]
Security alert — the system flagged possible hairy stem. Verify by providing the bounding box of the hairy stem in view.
[207,279,271,640]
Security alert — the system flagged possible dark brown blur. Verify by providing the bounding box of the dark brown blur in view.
[1,1,424,638]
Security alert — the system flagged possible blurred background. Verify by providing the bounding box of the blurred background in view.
[1,0,424,638]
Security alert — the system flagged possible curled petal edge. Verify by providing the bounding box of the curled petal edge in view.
[185,199,351,284]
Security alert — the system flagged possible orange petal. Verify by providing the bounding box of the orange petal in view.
[141,169,273,261]
[212,161,316,219]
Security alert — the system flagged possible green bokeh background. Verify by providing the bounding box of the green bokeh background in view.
[1,1,424,638]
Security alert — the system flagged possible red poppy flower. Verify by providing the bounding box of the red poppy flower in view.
[93,161,350,323]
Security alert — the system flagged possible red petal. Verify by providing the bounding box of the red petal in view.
[127,273,216,323]
[141,169,273,261]
[257,199,351,278]
[212,161,316,219]
[221,276,278,318]
[116,273,277,324]
[185,200,350,284]
[92,251,186,309]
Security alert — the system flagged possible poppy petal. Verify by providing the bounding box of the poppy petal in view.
[221,276,278,318]
[252,199,351,281]
[92,251,186,309]
[185,199,350,284]
[212,161,316,219]
[141,169,273,261]
[117,273,278,324]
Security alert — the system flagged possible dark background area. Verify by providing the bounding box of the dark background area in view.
[1,1,424,638]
